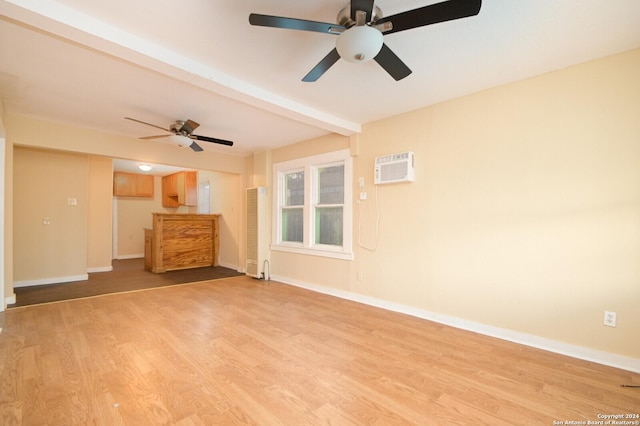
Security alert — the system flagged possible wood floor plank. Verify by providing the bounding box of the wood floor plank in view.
[1,276,638,425]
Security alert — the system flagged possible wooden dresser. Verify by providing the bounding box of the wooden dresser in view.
[145,213,221,273]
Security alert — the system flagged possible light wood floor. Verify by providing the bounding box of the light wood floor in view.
[1,276,638,425]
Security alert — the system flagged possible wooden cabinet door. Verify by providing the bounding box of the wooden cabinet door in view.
[162,174,179,207]
[184,171,198,206]
[114,172,154,197]
[135,174,154,197]
[113,172,135,196]
[165,173,178,196]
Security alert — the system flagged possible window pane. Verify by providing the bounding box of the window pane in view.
[317,165,344,205]
[282,207,303,242]
[315,206,343,246]
[285,171,304,206]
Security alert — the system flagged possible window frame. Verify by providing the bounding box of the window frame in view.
[272,149,353,260]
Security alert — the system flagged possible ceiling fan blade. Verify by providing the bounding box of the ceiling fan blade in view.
[139,134,171,140]
[124,117,170,132]
[351,0,375,22]
[375,0,481,35]
[302,48,341,82]
[180,119,199,134]
[191,134,234,147]
[374,44,412,81]
[249,13,344,34]
[189,141,204,152]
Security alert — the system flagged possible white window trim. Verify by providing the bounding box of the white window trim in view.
[272,149,353,261]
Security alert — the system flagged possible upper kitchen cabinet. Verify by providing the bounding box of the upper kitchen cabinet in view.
[162,171,197,207]
[113,172,154,197]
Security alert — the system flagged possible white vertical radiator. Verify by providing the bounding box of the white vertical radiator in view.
[246,187,269,278]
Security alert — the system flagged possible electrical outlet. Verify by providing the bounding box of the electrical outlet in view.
[604,311,617,327]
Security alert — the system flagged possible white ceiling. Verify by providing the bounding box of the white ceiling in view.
[1,0,640,159]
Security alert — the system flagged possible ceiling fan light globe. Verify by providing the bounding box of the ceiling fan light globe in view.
[336,25,383,63]
[168,134,191,148]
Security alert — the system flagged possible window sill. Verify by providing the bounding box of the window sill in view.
[271,244,354,261]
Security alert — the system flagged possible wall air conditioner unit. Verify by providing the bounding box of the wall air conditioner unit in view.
[246,187,269,278]
[374,151,415,184]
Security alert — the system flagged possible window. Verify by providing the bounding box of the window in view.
[273,150,353,260]
[282,170,304,243]
[315,164,344,246]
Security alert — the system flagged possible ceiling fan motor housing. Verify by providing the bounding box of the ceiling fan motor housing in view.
[336,4,383,27]
[170,121,186,134]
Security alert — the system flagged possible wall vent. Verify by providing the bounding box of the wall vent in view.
[374,151,415,184]
[246,187,269,278]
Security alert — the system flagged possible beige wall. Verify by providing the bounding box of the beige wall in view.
[115,176,172,258]
[199,170,242,269]
[115,192,157,258]
[271,133,350,164]
[87,156,113,271]
[13,147,88,283]
[267,49,640,360]
[3,134,13,303]
[1,112,9,306]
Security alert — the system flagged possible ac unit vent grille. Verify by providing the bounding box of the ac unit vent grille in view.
[247,189,258,261]
[381,161,408,182]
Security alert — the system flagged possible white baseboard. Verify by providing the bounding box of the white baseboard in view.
[5,293,16,305]
[87,266,113,273]
[271,274,640,374]
[14,274,89,288]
